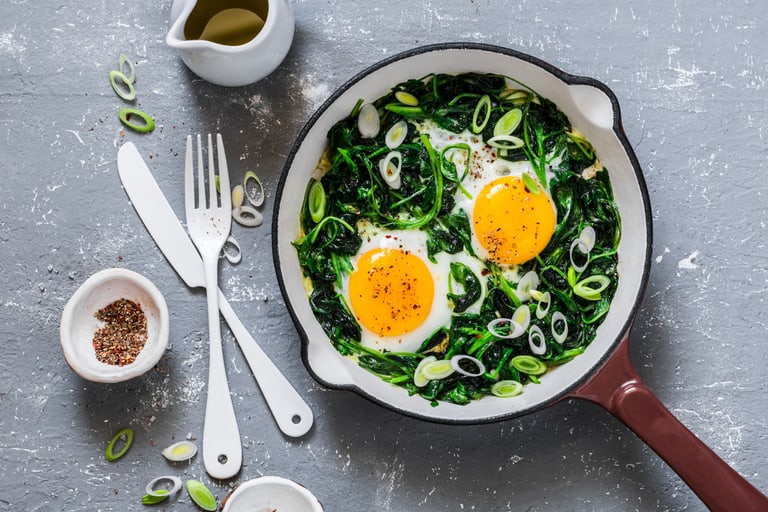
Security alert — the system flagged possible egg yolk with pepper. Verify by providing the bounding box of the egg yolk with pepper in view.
[348,248,434,336]
[473,175,556,265]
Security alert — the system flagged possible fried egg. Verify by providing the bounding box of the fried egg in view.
[341,221,483,352]
[422,122,558,267]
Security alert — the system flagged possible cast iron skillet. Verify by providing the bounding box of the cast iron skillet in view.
[273,43,767,510]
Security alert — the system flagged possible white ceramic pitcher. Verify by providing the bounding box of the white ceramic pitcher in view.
[166,0,295,87]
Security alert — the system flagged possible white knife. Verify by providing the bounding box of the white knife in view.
[117,141,313,438]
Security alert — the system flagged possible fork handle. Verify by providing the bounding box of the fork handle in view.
[202,256,242,480]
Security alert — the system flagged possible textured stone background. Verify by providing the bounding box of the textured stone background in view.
[1,0,766,510]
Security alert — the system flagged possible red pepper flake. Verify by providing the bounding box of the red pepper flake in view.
[92,298,148,366]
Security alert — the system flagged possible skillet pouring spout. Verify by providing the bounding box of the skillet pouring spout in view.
[569,334,768,511]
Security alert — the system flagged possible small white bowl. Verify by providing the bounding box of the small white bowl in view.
[222,476,324,512]
[60,268,169,383]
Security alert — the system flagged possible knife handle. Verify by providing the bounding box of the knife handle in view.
[217,289,314,437]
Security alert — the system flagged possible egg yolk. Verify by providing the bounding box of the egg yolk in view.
[349,248,434,337]
[473,175,556,265]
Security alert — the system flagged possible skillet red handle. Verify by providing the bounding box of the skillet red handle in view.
[569,334,768,511]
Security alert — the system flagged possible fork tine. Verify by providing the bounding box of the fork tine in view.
[207,134,217,208]
[184,134,195,217]
[216,134,231,211]
[196,134,206,208]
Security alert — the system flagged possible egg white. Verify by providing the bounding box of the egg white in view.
[341,221,484,353]
[419,121,557,270]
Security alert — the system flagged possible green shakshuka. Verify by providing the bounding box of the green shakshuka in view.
[294,73,620,405]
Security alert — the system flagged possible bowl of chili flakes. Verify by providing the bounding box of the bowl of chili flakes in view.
[60,268,169,383]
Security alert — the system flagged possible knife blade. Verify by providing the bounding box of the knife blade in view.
[117,141,313,438]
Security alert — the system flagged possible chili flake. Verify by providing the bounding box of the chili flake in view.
[92,298,148,366]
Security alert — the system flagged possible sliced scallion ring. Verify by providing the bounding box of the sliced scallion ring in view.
[511,305,531,333]
[105,427,133,462]
[510,354,548,375]
[527,326,547,356]
[118,53,135,83]
[186,479,217,512]
[521,172,541,195]
[501,89,529,104]
[491,379,524,398]
[146,475,182,497]
[378,150,402,189]
[515,271,539,302]
[569,237,591,273]
[578,226,597,252]
[231,184,245,208]
[493,108,522,136]
[243,170,264,207]
[385,120,408,149]
[307,180,326,223]
[142,490,170,505]
[414,356,437,387]
[471,94,491,133]
[487,134,525,150]
[161,440,198,462]
[109,70,136,101]
[357,103,380,138]
[232,205,264,227]
[535,291,551,319]
[488,317,526,339]
[118,107,155,133]
[395,90,419,106]
[551,311,568,344]
[573,275,611,301]
[450,355,485,377]
[421,359,455,380]
[222,235,241,264]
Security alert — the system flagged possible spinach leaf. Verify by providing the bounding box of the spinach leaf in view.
[447,262,481,313]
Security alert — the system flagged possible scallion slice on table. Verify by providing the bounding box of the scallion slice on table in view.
[118,107,155,133]
[141,490,169,505]
[186,479,217,512]
[118,53,135,83]
[142,475,181,505]
[161,441,198,462]
[243,170,264,207]
[109,70,136,101]
[105,427,134,462]
[232,204,264,227]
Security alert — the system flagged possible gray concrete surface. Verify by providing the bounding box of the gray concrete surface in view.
[1,0,766,510]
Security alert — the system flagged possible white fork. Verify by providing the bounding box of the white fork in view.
[185,133,241,480]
